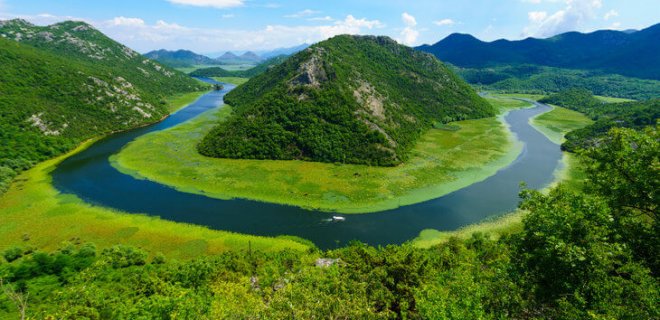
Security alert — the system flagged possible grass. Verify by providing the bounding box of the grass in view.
[163,91,209,113]
[595,95,634,103]
[0,94,309,259]
[112,96,526,214]
[495,93,546,101]
[212,77,249,86]
[530,105,594,144]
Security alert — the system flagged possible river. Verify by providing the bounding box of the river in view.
[52,79,562,249]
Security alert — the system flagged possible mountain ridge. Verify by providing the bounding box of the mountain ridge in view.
[417,23,660,80]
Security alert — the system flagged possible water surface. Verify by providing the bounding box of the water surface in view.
[52,79,561,249]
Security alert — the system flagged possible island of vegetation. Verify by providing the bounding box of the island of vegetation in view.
[197,35,494,166]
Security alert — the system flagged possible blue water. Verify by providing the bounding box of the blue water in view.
[52,79,561,249]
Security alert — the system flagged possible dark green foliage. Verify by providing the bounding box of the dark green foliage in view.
[539,89,659,151]
[453,65,660,100]
[189,55,288,78]
[2,247,24,263]
[0,19,206,195]
[199,35,494,166]
[144,49,219,68]
[417,23,660,80]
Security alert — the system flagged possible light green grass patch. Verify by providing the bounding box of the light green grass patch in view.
[595,95,635,103]
[530,105,593,144]
[113,97,527,214]
[163,91,208,113]
[213,77,249,86]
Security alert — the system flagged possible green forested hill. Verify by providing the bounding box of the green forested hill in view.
[199,35,493,166]
[144,49,219,68]
[0,20,207,193]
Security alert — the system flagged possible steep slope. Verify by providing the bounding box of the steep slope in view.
[144,49,219,67]
[0,20,207,193]
[417,23,660,80]
[190,55,288,78]
[198,35,494,166]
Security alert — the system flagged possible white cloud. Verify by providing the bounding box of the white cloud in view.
[110,16,146,27]
[528,11,548,23]
[284,9,320,19]
[433,19,455,26]
[307,16,334,22]
[399,12,419,45]
[2,12,383,52]
[167,0,244,9]
[603,9,618,20]
[522,0,603,37]
[607,21,622,29]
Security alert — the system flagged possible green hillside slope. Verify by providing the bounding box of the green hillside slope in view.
[0,20,207,193]
[198,35,494,166]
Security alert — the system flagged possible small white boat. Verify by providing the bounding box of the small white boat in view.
[332,216,346,222]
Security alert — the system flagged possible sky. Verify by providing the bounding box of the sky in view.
[0,0,657,54]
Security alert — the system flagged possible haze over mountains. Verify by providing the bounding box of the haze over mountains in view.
[417,23,660,80]
[145,44,310,68]
[198,35,493,166]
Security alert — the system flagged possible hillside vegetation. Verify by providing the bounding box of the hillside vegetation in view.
[199,35,494,166]
[452,65,660,100]
[418,23,660,80]
[539,89,659,151]
[0,19,207,194]
[144,49,220,68]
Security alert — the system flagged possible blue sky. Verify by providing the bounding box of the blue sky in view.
[0,0,657,54]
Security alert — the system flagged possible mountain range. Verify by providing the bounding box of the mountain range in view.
[417,23,660,80]
[198,35,493,166]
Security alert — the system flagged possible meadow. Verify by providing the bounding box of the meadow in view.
[112,95,530,214]
[530,105,594,144]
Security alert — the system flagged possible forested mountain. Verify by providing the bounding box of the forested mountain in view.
[189,55,288,78]
[417,23,660,80]
[0,19,206,193]
[198,35,493,166]
[144,49,219,67]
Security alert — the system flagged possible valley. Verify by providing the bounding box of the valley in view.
[0,3,657,317]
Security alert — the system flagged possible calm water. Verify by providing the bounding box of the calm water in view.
[52,79,561,249]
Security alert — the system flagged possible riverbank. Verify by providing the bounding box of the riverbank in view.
[111,95,530,214]
[412,101,594,247]
[0,91,309,259]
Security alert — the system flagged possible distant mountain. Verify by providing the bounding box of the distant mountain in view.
[417,23,660,80]
[217,51,239,60]
[190,55,288,78]
[0,19,206,190]
[144,49,218,67]
[258,44,310,59]
[239,51,262,62]
[198,35,493,166]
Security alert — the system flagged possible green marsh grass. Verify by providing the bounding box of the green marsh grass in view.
[112,96,527,214]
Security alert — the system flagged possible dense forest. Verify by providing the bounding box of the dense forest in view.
[144,49,220,68]
[1,126,657,319]
[0,20,207,194]
[417,23,660,80]
[198,35,494,166]
[539,89,659,151]
[189,55,288,78]
[451,65,660,100]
